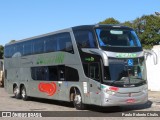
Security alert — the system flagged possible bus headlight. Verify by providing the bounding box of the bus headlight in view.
[106,86,119,95]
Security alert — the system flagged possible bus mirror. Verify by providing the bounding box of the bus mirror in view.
[152,51,158,65]
[144,51,158,65]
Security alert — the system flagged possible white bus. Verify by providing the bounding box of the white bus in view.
[4,25,148,110]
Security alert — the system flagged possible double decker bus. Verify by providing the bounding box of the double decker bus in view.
[4,25,148,110]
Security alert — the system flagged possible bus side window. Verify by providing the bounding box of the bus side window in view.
[23,41,32,55]
[45,36,58,52]
[33,38,45,54]
[56,33,74,54]
[65,66,79,81]
[74,30,96,48]
[31,67,49,81]
[89,63,100,81]
[83,63,89,77]
[103,66,111,80]
[48,66,58,81]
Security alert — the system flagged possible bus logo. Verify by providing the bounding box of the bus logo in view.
[116,53,137,58]
[38,82,57,96]
[85,57,94,62]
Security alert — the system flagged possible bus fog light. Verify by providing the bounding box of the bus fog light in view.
[106,91,115,95]
[106,91,112,94]
[111,92,115,95]
[143,88,148,93]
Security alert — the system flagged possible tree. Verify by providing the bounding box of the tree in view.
[99,18,120,24]
[9,40,16,43]
[0,45,4,59]
[133,15,160,48]
[122,21,133,28]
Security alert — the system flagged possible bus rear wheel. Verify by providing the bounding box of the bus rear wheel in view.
[73,90,85,110]
[13,86,21,99]
[21,86,29,101]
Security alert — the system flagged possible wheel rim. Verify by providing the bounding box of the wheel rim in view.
[14,87,19,96]
[74,94,81,105]
[21,88,26,98]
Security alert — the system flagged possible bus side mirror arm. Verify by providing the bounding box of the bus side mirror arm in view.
[144,51,158,65]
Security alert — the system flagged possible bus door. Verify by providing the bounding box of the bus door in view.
[88,62,101,106]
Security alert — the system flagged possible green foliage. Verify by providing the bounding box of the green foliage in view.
[0,45,4,59]
[9,40,16,43]
[99,18,120,24]
[130,15,160,49]
[122,21,133,28]
[142,15,159,48]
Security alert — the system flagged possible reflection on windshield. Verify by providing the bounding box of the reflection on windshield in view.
[96,28,141,47]
[103,57,147,86]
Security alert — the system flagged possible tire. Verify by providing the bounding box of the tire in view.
[73,90,86,110]
[13,86,21,99]
[21,86,29,101]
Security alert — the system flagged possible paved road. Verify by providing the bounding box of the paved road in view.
[0,87,160,120]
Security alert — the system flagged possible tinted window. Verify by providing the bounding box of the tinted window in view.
[24,41,32,55]
[5,33,73,58]
[4,46,10,58]
[48,66,58,81]
[45,36,57,52]
[33,38,44,54]
[74,30,96,48]
[31,66,58,81]
[56,33,74,53]
[83,63,101,81]
[31,66,61,81]
[5,43,24,58]
[83,63,89,77]
[96,28,141,47]
[89,63,100,81]
[58,65,65,81]
[16,43,23,56]
[107,57,146,82]
[10,45,16,57]
[31,65,79,81]
[31,67,49,80]
[66,66,79,81]
[103,66,110,80]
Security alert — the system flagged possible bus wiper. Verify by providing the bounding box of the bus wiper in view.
[106,44,112,47]
[103,80,118,86]
[109,80,122,86]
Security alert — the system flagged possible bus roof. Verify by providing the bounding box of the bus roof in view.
[72,24,133,30]
[5,24,133,46]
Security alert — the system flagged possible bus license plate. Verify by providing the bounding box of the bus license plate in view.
[126,99,135,103]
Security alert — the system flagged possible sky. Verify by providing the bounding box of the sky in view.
[0,0,160,46]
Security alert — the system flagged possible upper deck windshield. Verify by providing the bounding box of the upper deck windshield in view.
[96,28,141,48]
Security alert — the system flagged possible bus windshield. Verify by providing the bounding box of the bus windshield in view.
[103,57,147,87]
[96,28,141,47]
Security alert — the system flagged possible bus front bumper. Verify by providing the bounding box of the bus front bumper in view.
[101,91,148,107]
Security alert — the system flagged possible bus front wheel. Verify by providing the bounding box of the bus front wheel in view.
[73,90,85,110]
